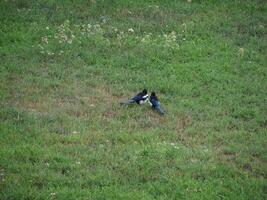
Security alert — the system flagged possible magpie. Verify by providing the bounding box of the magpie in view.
[121,89,149,105]
[149,92,164,115]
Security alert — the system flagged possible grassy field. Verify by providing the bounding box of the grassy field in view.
[0,0,266,199]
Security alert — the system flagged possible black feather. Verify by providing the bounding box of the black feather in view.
[149,92,164,115]
[121,89,148,105]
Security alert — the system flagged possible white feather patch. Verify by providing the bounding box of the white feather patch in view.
[140,98,148,104]
[143,94,149,99]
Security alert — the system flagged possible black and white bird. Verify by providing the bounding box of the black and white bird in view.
[149,92,164,115]
[121,89,149,105]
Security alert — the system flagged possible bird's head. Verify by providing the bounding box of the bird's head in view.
[151,91,156,96]
[143,89,148,94]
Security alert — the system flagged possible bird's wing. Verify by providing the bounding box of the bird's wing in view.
[151,98,160,107]
[132,92,148,101]
[131,92,142,101]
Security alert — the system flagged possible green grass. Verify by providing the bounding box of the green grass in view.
[0,0,266,199]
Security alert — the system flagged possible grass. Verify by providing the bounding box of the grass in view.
[0,0,266,199]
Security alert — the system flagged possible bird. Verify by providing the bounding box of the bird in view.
[121,89,149,105]
[149,92,164,115]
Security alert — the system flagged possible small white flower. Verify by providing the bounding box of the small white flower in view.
[76,161,81,165]
[46,26,49,30]
[72,131,79,134]
[128,28,134,33]
[41,36,48,44]
[50,192,56,196]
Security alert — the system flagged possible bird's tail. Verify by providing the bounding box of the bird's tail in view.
[120,99,135,105]
[155,105,164,115]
